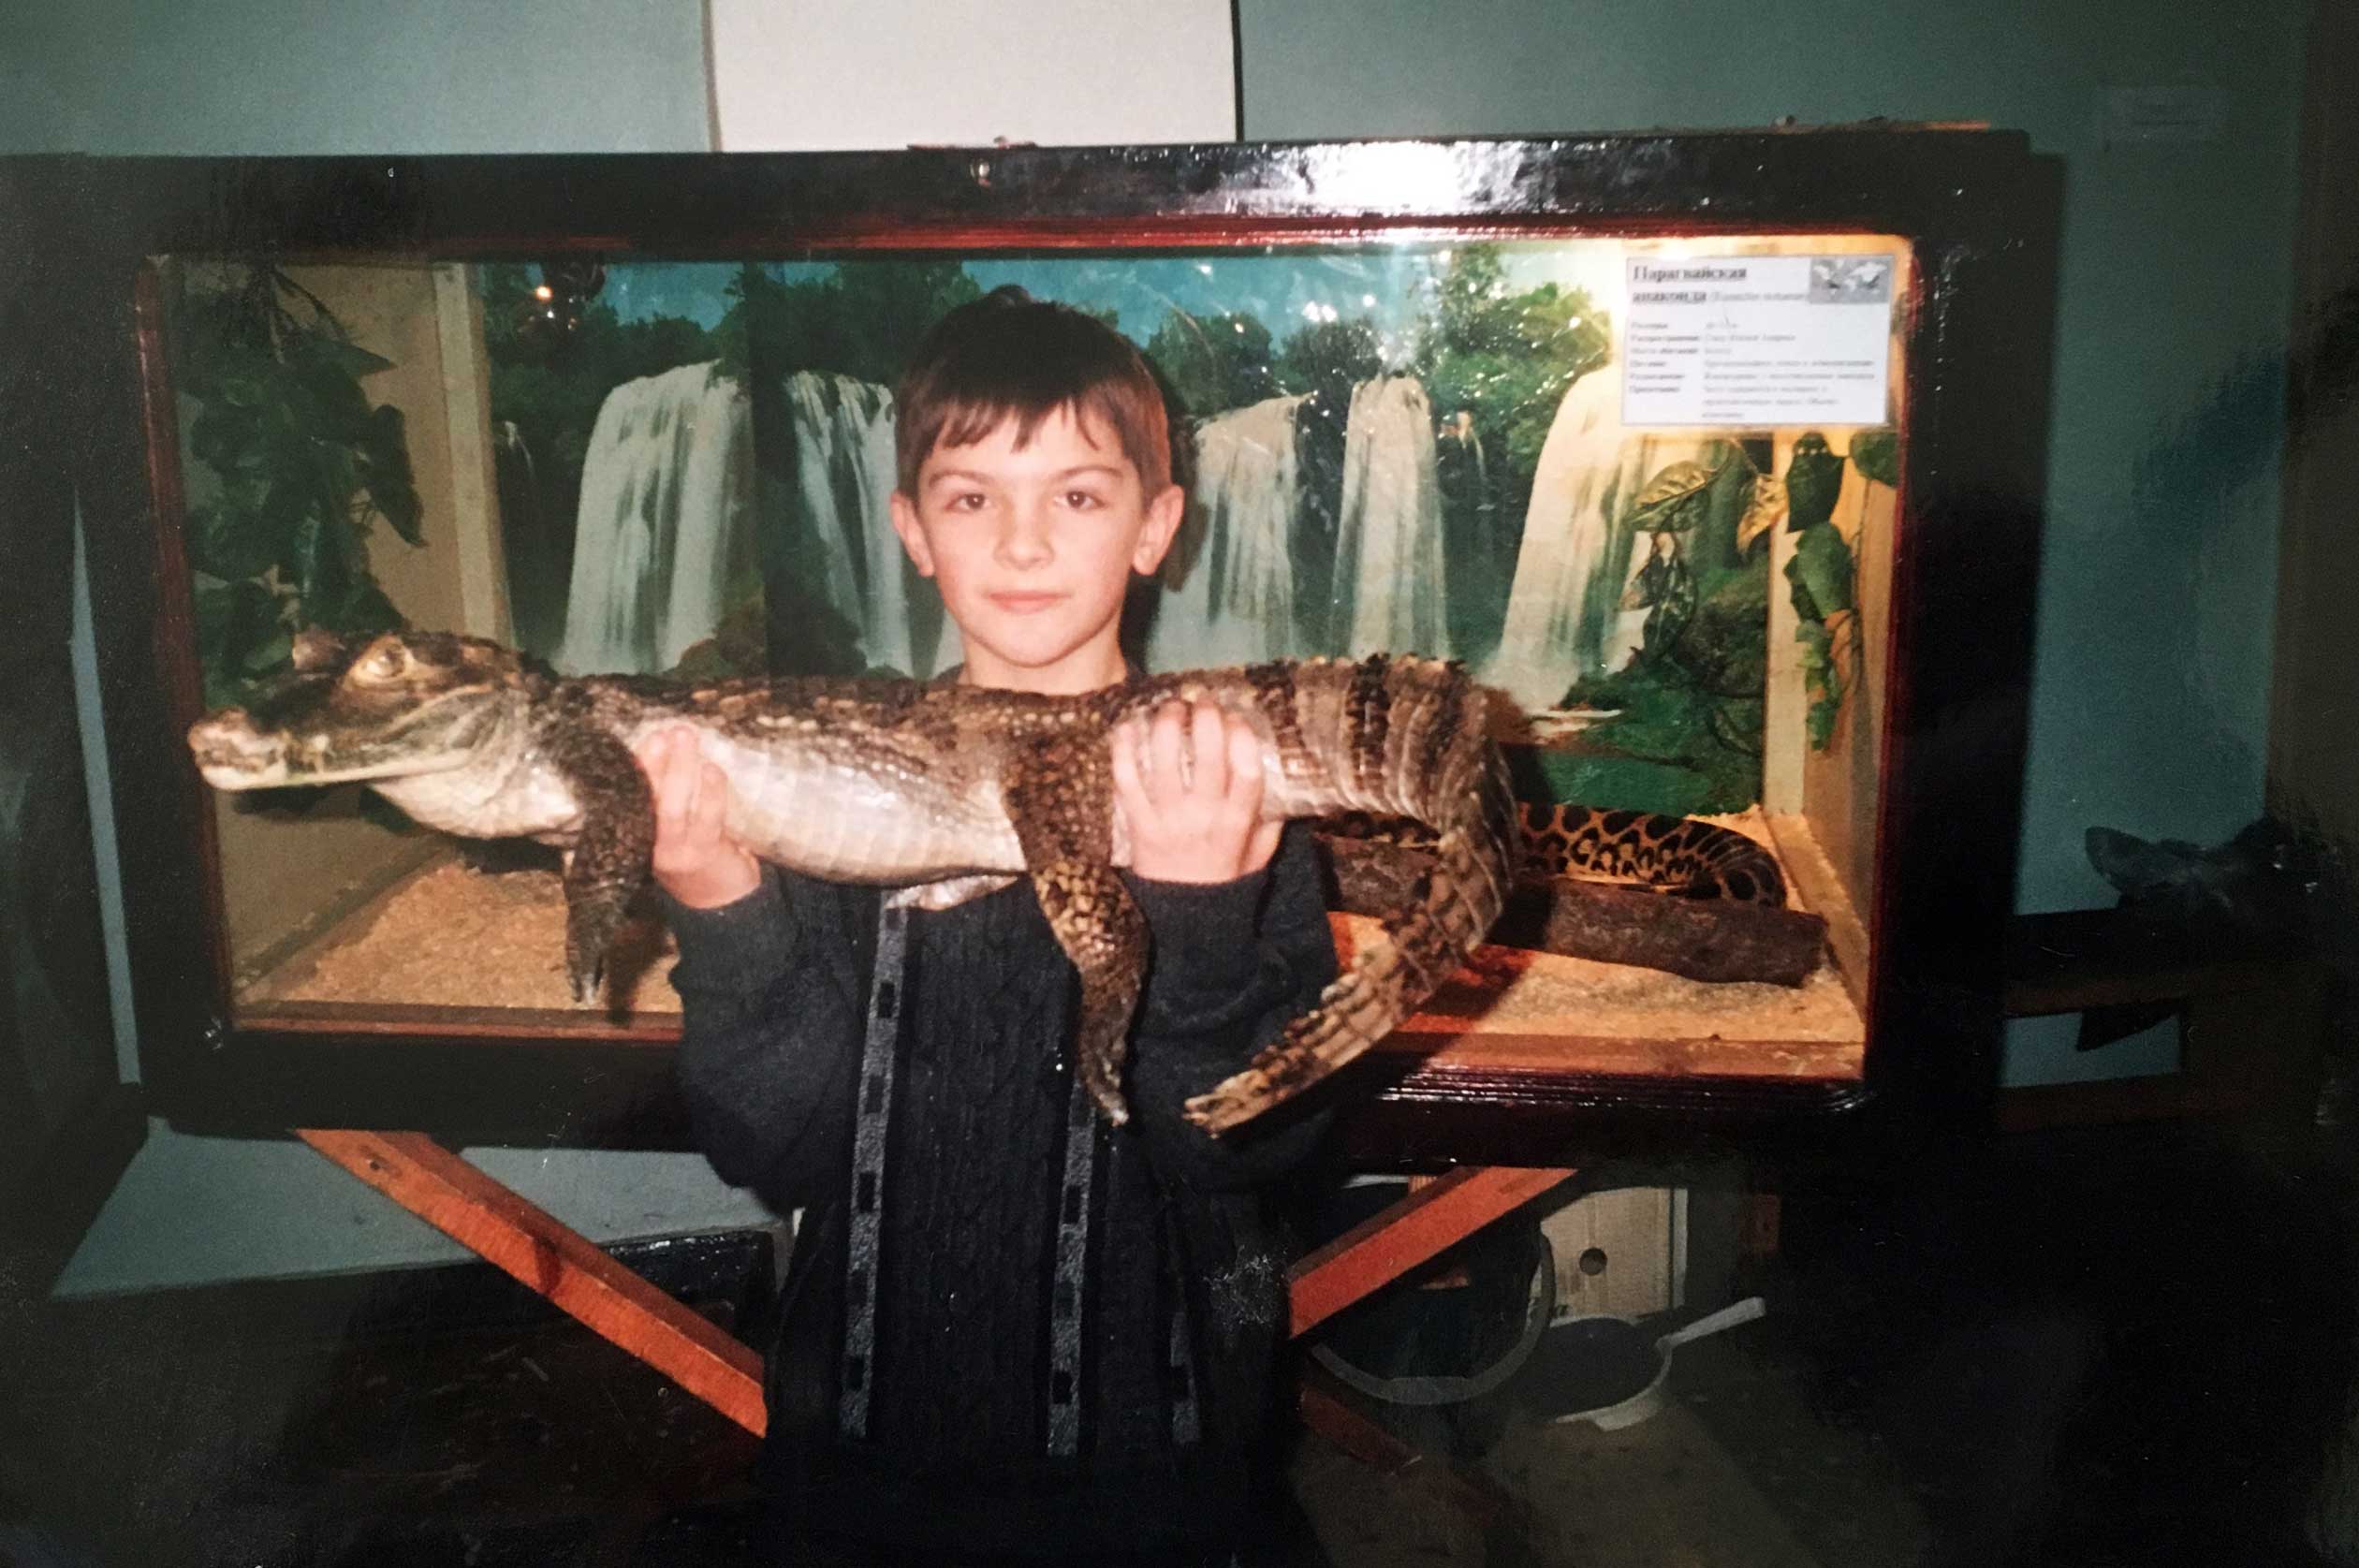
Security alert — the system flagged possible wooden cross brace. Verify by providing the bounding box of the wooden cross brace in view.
[300,1127,1571,1511]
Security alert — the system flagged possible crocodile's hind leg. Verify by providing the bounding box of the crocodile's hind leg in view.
[1005,737,1146,1125]
[548,725,655,1005]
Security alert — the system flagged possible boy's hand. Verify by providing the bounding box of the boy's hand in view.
[1111,698,1284,884]
[634,726,762,909]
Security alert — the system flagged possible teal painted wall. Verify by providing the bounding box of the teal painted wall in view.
[1239,0,2308,1084]
[16,1,2313,1291]
[7,0,767,1296]
[0,0,710,154]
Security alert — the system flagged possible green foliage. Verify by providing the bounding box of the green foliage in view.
[1143,309,1279,418]
[1782,432,1845,533]
[1849,429,1899,488]
[713,260,982,388]
[1275,315,1384,403]
[1764,431,1867,752]
[1531,672,1761,816]
[480,262,727,602]
[1784,520,1857,623]
[1412,244,1610,535]
[172,265,422,708]
[1795,619,1843,751]
[1784,509,1860,751]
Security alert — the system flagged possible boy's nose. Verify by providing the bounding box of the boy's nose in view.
[994,508,1054,567]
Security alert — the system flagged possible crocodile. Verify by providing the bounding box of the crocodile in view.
[189,629,1530,1134]
[188,630,1789,1133]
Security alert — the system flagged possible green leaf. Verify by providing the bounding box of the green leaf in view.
[192,577,289,705]
[313,336,395,380]
[191,499,286,581]
[1783,437,1846,533]
[1809,693,1841,751]
[1784,522,1856,622]
[316,577,403,637]
[1850,430,1899,488]
[359,404,424,544]
[1793,620,1842,750]
[240,629,293,674]
[286,510,331,603]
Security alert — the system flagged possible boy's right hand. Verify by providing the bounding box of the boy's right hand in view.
[634,726,762,910]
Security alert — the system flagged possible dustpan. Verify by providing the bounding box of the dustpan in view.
[1533,1296,1767,1430]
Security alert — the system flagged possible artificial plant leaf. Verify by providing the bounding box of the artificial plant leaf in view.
[240,628,294,674]
[1626,459,1718,533]
[1809,691,1842,751]
[317,576,403,637]
[192,577,287,708]
[312,335,395,381]
[359,403,424,544]
[1735,473,1789,553]
[1849,430,1900,488]
[1783,432,1845,532]
[1784,521,1856,623]
[1794,619,1840,750]
[287,338,379,441]
[190,498,286,582]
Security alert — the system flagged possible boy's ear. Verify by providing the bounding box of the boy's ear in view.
[1130,483,1185,577]
[888,491,936,578]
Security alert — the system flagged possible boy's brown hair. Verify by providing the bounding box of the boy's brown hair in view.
[894,286,1173,498]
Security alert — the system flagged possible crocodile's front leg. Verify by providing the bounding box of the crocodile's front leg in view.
[1005,736,1145,1125]
[546,724,655,1005]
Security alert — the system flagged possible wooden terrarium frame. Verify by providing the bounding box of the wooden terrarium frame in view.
[22,136,2059,1159]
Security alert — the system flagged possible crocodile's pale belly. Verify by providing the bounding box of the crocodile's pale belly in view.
[687,725,1021,884]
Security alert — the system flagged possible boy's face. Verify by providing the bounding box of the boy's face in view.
[890,406,1182,695]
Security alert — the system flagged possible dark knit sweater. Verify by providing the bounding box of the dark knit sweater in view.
[665,824,1338,1561]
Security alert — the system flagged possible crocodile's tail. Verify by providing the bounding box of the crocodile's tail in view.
[1182,654,1516,1134]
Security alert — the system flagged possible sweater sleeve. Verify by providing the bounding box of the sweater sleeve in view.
[1119,821,1341,1190]
[663,864,868,1212]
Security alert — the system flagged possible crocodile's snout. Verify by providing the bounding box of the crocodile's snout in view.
[187,710,288,786]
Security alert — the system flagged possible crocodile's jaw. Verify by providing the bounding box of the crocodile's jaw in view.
[188,710,477,790]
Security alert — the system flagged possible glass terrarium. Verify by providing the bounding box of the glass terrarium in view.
[53,139,2053,1149]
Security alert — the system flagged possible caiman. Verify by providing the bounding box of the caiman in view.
[187,629,1783,1135]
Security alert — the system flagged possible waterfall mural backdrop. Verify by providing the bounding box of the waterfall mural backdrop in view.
[475,242,1882,815]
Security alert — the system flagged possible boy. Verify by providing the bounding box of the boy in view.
[636,288,1339,1565]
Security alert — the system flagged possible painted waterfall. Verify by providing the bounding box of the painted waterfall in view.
[476,242,1812,814]
[1483,369,1714,711]
[554,362,751,677]
[1146,394,1305,671]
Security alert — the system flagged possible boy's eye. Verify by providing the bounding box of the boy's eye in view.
[1062,490,1104,510]
[945,491,988,512]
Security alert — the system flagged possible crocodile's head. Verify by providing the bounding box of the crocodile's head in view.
[189,629,534,790]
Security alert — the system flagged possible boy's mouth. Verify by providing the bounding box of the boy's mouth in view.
[986,591,1066,615]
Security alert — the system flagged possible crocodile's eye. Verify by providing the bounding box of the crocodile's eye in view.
[352,643,407,683]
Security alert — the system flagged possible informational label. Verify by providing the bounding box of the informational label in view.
[1622,256,1895,428]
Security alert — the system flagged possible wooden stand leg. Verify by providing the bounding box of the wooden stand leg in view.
[1297,1365,1515,1523]
[299,1128,768,1436]
[1288,1165,1575,1338]
[297,1130,1565,1494]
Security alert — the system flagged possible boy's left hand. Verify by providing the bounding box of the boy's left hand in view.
[1112,697,1284,885]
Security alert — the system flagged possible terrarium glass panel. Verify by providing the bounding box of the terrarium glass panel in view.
[159,234,1906,1081]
